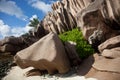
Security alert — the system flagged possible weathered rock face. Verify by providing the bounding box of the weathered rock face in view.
[77,0,120,46]
[43,1,76,34]
[14,32,70,75]
[101,0,120,30]
[42,0,96,34]
[76,0,120,80]
[62,0,94,17]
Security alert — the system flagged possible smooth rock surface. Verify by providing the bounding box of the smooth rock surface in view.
[101,47,120,58]
[92,57,120,73]
[77,53,120,80]
[98,35,120,52]
[14,32,70,75]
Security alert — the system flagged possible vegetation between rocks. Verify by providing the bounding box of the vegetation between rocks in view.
[59,28,94,59]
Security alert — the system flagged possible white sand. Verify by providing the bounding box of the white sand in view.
[2,66,97,80]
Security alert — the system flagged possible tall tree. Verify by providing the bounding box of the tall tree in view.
[29,18,39,28]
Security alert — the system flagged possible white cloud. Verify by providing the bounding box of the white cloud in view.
[30,14,38,20]
[49,0,57,4]
[0,19,33,39]
[0,14,39,39]
[0,0,28,21]
[10,26,32,37]
[0,20,11,38]
[29,0,52,13]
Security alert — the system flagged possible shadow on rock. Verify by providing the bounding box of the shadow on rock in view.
[77,54,95,76]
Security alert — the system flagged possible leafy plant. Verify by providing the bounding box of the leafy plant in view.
[59,28,94,59]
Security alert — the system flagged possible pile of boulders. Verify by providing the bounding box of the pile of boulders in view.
[77,36,120,80]
[1,0,120,80]
[0,36,25,54]
[0,24,46,55]
[76,0,120,80]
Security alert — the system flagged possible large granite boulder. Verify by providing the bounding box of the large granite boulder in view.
[92,57,120,73]
[14,32,70,76]
[77,53,120,80]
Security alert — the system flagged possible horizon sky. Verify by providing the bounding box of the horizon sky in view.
[0,0,58,39]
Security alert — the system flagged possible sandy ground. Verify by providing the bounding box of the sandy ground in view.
[2,66,97,80]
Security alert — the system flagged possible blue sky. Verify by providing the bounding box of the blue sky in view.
[0,0,58,39]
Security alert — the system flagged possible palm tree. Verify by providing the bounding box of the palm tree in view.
[29,18,39,28]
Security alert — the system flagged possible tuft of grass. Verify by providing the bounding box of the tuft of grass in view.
[59,28,94,59]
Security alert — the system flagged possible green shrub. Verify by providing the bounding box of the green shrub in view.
[59,28,94,59]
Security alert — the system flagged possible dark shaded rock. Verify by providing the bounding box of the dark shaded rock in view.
[88,29,104,49]
[34,23,46,38]
[0,44,22,54]
[0,36,24,46]
[64,41,81,67]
